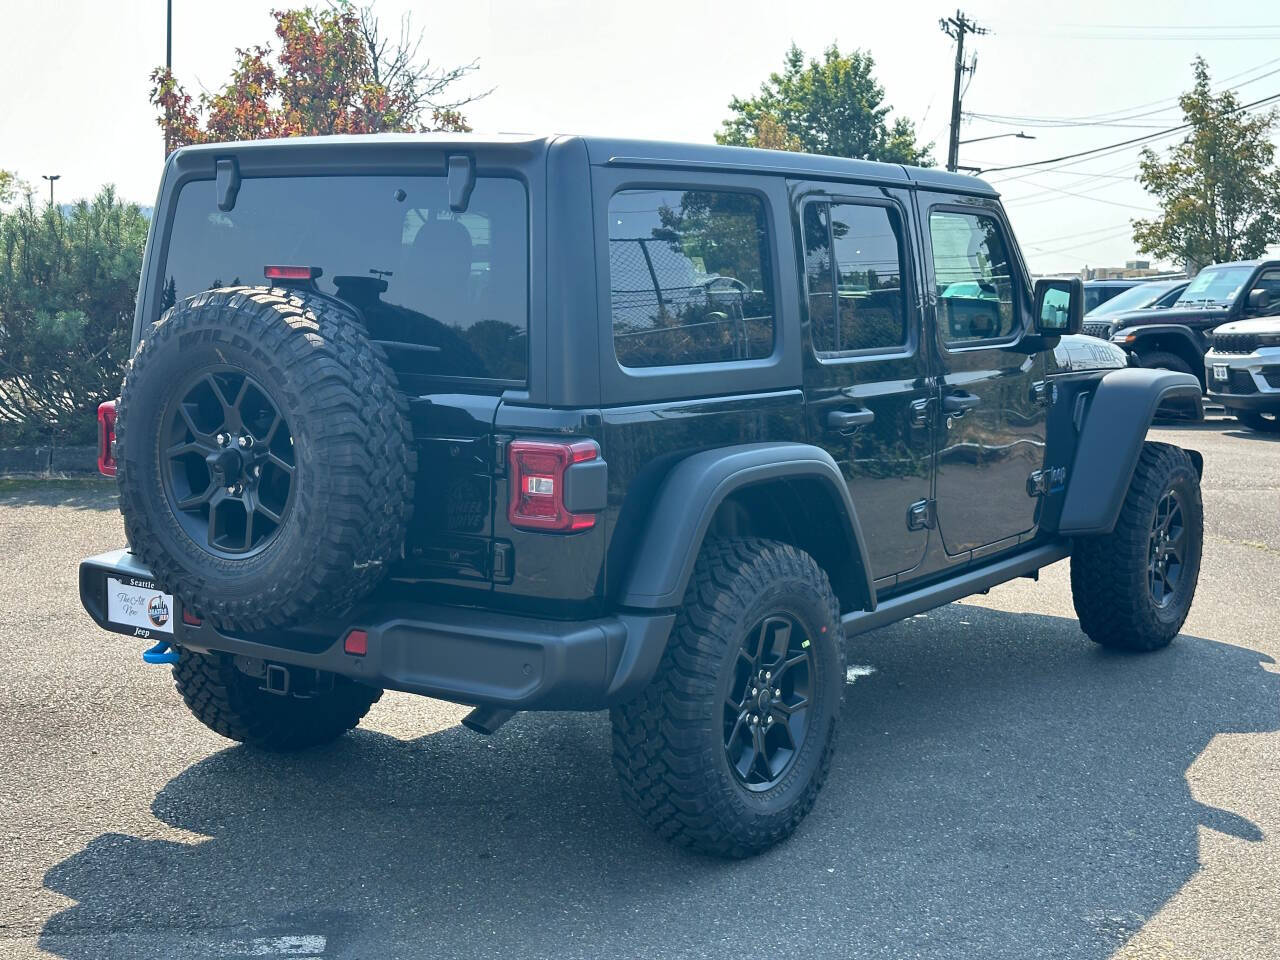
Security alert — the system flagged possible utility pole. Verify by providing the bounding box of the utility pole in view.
[41,174,61,206]
[940,10,987,172]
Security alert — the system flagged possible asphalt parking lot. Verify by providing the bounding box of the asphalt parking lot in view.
[1,419,1277,960]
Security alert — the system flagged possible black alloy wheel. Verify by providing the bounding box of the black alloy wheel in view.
[1147,488,1186,608]
[161,367,296,558]
[724,614,815,791]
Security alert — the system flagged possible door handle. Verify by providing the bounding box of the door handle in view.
[827,407,875,432]
[942,392,981,418]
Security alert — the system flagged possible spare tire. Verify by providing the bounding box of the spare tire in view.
[116,286,415,631]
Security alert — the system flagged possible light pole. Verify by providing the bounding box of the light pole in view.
[958,131,1036,146]
[41,174,61,206]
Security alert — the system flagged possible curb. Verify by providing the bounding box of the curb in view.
[0,446,99,476]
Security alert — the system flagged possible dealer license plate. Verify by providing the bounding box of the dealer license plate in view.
[1213,364,1228,382]
[106,576,174,635]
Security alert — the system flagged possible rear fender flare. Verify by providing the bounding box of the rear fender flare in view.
[617,443,876,612]
[1058,368,1203,536]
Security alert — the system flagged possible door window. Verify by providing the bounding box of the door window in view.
[929,210,1019,344]
[803,201,908,355]
[1243,269,1280,317]
[608,188,775,368]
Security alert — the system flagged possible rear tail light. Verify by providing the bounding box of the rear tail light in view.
[97,400,117,477]
[508,440,598,532]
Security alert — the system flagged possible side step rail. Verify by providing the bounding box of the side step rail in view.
[842,541,1071,638]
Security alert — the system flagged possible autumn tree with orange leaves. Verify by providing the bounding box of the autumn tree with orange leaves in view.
[150,3,485,154]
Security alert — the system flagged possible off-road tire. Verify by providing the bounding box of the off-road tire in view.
[611,538,845,858]
[173,649,381,751]
[1142,353,1202,421]
[1071,441,1203,651]
[1235,410,1280,433]
[116,287,414,631]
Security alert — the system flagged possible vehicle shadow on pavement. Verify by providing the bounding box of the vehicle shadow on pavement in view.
[38,604,1280,960]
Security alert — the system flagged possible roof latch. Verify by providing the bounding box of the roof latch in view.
[215,157,241,212]
[447,154,475,212]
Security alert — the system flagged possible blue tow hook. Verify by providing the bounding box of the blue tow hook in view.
[142,640,180,666]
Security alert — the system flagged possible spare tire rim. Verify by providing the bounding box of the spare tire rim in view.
[161,367,296,559]
[1148,487,1186,608]
[724,613,815,792]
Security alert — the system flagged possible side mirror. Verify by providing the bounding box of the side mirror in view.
[1033,277,1083,336]
[1247,288,1270,311]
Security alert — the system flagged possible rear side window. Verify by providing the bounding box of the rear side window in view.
[608,188,775,368]
[161,175,529,382]
[929,210,1018,344]
[803,201,908,355]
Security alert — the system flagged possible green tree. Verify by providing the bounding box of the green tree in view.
[716,43,932,165]
[0,187,149,444]
[1133,57,1280,272]
[151,3,484,152]
[0,170,17,205]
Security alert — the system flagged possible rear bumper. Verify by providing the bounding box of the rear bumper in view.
[79,549,674,711]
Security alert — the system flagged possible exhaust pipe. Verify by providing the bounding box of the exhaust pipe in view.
[462,705,516,735]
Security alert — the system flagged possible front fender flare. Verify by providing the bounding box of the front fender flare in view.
[1112,322,1210,357]
[617,442,875,612]
[1058,367,1202,536]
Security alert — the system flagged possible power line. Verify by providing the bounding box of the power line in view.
[974,90,1280,175]
[1003,178,1157,213]
[1021,221,1138,246]
[965,53,1280,127]
[1022,226,1135,256]
[1026,229,1138,259]
[998,157,1143,198]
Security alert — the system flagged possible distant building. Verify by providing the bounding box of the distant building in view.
[1082,261,1179,280]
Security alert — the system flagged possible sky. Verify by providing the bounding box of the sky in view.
[3,0,1280,274]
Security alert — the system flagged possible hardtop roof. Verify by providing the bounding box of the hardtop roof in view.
[171,132,1001,198]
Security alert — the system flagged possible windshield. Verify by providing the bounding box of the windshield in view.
[160,174,530,382]
[1085,281,1174,317]
[1176,265,1254,307]
[1084,284,1135,314]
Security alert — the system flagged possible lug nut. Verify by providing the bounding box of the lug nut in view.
[751,714,759,724]
[237,435,251,449]
[774,689,781,697]
[751,687,758,696]
[766,716,773,725]
[252,464,261,477]
[216,433,229,447]
[226,485,236,494]
[765,672,772,681]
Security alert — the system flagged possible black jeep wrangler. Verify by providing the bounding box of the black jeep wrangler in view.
[81,135,1205,857]
[1082,258,1280,391]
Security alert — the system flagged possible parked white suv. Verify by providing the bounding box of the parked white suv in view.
[1205,316,1280,432]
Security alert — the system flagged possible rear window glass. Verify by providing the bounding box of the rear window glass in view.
[608,188,775,368]
[160,175,529,382]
